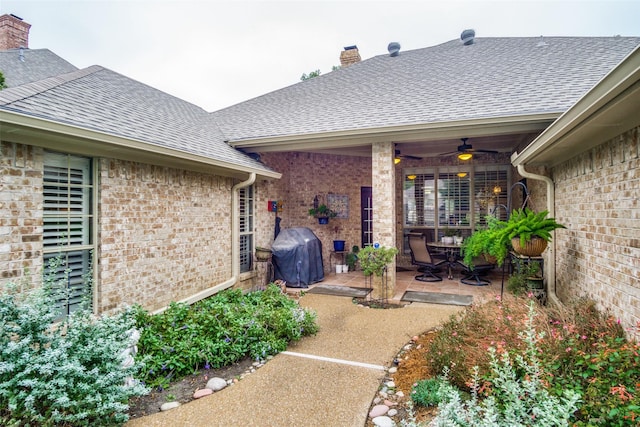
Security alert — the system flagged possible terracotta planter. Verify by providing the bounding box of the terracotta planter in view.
[511,236,547,257]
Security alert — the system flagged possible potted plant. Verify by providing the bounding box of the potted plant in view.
[503,208,565,257]
[461,216,510,267]
[441,228,456,244]
[345,245,360,271]
[308,204,337,224]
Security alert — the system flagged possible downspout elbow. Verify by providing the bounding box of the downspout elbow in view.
[516,164,560,307]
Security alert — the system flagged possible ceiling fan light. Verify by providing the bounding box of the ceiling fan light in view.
[457,172,468,178]
[407,174,417,180]
[458,152,473,161]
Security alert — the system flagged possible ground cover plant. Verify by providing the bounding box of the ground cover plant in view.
[0,269,148,426]
[134,284,319,390]
[395,295,639,426]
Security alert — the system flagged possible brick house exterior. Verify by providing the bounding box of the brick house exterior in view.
[1,14,638,335]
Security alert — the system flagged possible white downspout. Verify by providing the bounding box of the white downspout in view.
[516,165,561,307]
[153,173,256,314]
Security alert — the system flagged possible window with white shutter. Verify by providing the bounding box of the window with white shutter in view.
[238,186,254,273]
[403,165,510,244]
[43,152,94,315]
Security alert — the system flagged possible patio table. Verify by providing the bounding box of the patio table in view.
[427,242,463,279]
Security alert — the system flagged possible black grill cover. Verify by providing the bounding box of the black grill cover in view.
[272,227,324,288]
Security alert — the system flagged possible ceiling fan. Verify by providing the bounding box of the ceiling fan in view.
[440,138,498,160]
[394,145,422,163]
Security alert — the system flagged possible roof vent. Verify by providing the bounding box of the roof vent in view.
[536,35,548,47]
[461,29,475,45]
[387,42,401,57]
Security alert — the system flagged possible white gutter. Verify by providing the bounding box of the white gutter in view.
[152,173,256,314]
[515,165,560,307]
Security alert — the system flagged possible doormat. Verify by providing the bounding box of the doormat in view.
[307,284,371,298]
[401,291,473,306]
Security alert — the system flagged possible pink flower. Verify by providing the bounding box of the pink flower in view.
[566,347,572,352]
[581,335,587,340]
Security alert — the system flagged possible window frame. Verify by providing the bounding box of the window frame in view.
[402,165,511,239]
[42,151,97,315]
[238,185,255,273]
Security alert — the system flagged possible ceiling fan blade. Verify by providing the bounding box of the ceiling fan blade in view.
[472,148,499,154]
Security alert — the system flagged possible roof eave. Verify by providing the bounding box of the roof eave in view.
[229,113,559,153]
[0,110,281,180]
[512,46,640,168]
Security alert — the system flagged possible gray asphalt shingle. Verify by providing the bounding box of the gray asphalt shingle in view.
[211,36,640,142]
[0,65,273,173]
[0,48,78,87]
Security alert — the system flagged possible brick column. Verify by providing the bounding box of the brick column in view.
[371,141,396,297]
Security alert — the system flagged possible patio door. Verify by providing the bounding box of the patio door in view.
[360,187,373,247]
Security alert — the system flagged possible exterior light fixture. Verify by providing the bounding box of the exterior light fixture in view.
[458,152,473,161]
[394,157,401,164]
[457,172,468,178]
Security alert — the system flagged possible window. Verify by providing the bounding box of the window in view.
[43,152,95,315]
[403,165,510,238]
[238,185,254,273]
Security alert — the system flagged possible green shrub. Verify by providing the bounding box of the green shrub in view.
[135,284,318,389]
[434,302,581,426]
[411,378,447,407]
[0,283,148,426]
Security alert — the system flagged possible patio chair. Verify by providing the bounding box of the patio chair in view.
[457,256,494,286]
[408,233,446,282]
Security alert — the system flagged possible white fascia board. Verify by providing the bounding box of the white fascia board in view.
[0,110,281,180]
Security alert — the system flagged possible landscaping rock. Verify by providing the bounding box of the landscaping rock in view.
[372,415,395,427]
[369,404,389,418]
[160,401,181,411]
[193,388,213,399]
[206,377,227,391]
[388,408,398,417]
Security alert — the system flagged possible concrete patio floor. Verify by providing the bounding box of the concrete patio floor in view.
[290,265,506,306]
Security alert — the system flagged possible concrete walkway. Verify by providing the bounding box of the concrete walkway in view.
[125,293,463,427]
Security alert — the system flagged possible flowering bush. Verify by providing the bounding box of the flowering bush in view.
[135,284,318,389]
[0,283,148,426]
[434,303,581,426]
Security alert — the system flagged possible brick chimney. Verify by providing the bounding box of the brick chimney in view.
[340,45,361,67]
[0,14,31,50]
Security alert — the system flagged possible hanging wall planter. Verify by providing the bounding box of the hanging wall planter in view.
[308,204,337,225]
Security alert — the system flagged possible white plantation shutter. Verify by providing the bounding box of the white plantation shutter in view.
[238,186,254,273]
[43,152,94,315]
[403,165,510,242]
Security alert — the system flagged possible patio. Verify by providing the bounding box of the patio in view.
[301,265,504,307]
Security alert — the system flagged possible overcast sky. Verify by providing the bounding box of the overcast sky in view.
[1,0,639,111]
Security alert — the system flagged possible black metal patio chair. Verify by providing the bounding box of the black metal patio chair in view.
[407,233,446,282]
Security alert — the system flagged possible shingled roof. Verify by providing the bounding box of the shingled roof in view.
[211,36,640,143]
[0,64,275,175]
[0,48,77,87]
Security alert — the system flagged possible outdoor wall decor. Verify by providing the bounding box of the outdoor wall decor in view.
[328,194,349,219]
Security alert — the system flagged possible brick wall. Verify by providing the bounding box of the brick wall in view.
[98,159,235,314]
[259,151,372,273]
[552,126,639,337]
[0,142,43,287]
